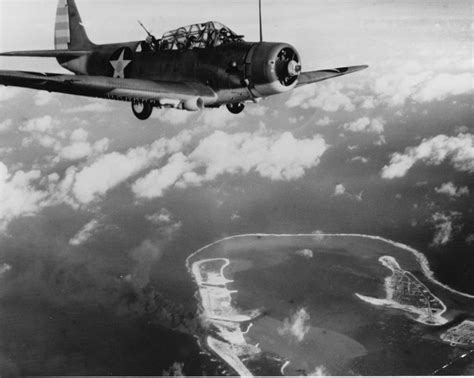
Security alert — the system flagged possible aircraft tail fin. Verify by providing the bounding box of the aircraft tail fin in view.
[55,0,94,50]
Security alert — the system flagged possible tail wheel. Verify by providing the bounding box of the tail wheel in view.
[226,102,245,114]
[132,102,153,120]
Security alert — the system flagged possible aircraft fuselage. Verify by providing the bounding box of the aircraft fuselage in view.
[59,40,301,107]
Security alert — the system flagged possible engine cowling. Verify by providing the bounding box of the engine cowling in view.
[246,42,301,97]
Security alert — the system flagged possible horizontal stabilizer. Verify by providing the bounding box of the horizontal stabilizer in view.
[297,65,368,87]
[0,50,91,58]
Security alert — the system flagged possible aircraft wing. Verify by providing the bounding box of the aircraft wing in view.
[0,70,217,105]
[297,65,368,87]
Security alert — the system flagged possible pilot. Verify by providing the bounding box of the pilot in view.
[146,35,159,51]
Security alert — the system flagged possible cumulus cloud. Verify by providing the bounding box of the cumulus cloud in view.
[334,184,346,196]
[351,156,369,163]
[295,249,314,258]
[0,119,13,133]
[34,91,57,106]
[69,219,101,246]
[0,162,48,232]
[21,118,110,163]
[372,65,473,107]
[132,131,329,199]
[308,366,329,376]
[69,130,192,204]
[412,73,473,102]
[0,87,22,102]
[20,115,57,134]
[145,208,182,236]
[315,116,332,127]
[430,212,461,247]
[286,82,355,112]
[146,208,172,225]
[381,133,474,179]
[342,117,385,135]
[333,183,363,201]
[435,182,469,198]
[63,102,111,113]
[0,263,12,276]
[278,308,311,342]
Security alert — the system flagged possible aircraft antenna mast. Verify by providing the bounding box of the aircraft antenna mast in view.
[259,0,263,42]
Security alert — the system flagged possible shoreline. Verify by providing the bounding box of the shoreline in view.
[185,233,474,376]
[186,233,474,300]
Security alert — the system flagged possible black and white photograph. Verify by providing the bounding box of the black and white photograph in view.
[0,0,472,375]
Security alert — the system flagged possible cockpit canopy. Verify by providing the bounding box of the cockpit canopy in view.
[159,21,244,50]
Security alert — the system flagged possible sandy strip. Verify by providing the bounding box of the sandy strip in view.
[186,233,474,299]
[356,255,449,326]
[191,257,260,376]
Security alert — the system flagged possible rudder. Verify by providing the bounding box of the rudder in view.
[55,0,93,50]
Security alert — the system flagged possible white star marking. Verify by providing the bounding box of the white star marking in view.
[110,49,132,78]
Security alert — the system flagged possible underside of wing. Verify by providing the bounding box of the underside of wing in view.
[0,50,91,58]
[297,65,368,87]
[0,70,218,107]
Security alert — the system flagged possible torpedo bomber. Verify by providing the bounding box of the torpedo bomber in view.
[0,0,368,120]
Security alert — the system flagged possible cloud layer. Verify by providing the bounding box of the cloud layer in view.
[382,133,474,179]
[133,131,329,199]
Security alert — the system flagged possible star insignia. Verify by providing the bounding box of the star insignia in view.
[110,49,132,78]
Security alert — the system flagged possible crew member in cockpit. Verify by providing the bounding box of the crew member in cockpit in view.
[146,34,159,51]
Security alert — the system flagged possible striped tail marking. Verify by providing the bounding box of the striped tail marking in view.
[55,0,70,49]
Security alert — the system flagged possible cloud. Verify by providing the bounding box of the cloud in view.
[145,208,183,236]
[128,239,163,289]
[0,263,12,276]
[0,162,48,232]
[351,156,369,163]
[285,82,355,112]
[152,109,193,125]
[412,73,474,102]
[430,212,461,247]
[342,117,385,135]
[295,249,314,258]
[0,119,13,133]
[315,116,332,127]
[381,133,474,179]
[333,183,363,201]
[334,184,346,196]
[0,87,22,102]
[435,182,469,198]
[20,119,110,163]
[69,219,101,246]
[20,115,57,133]
[63,102,112,113]
[466,234,474,245]
[308,366,329,377]
[69,130,192,204]
[58,138,110,162]
[146,208,172,225]
[132,131,329,199]
[34,91,57,106]
[278,308,311,342]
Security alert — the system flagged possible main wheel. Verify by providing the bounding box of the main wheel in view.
[132,102,153,120]
[226,102,245,114]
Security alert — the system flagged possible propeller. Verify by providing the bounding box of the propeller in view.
[275,47,301,86]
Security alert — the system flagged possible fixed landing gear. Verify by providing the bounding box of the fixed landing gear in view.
[132,102,153,120]
[226,102,245,114]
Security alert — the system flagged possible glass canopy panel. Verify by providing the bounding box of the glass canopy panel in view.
[159,21,244,50]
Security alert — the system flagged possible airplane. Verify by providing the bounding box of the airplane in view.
[0,0,368,121]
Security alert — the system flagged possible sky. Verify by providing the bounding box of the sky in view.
[0,0,473,375]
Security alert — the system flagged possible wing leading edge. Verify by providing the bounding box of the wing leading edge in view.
[0,70,217,105]
[297,65,368,87]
